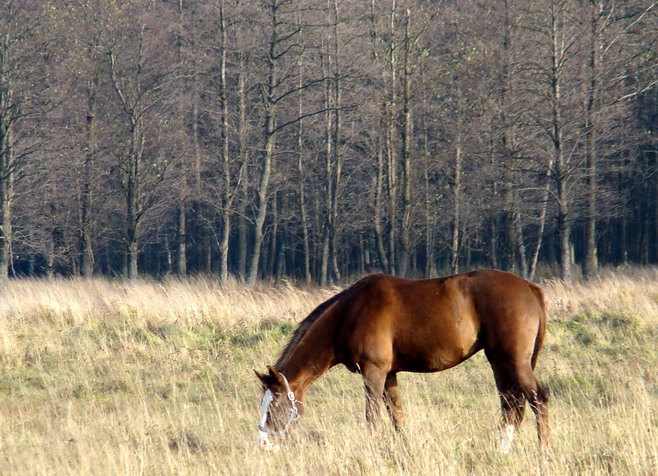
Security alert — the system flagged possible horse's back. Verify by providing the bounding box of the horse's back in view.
[345,269,545,328]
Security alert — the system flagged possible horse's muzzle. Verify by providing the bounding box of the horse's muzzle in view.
[256,431,280,452]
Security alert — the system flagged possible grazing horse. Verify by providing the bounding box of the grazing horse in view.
[255,269,549,452]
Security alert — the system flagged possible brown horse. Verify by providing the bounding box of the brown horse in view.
[255,269,549,452]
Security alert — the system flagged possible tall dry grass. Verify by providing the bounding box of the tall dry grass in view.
[0,269,656,475]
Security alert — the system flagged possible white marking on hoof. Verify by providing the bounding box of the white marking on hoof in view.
[499,424,515,454]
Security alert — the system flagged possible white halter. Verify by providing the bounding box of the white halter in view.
[256,372,300,449]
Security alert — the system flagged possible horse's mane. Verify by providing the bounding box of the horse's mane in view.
[274,286,353,371]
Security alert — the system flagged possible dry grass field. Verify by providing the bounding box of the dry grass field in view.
[0,269,656,475]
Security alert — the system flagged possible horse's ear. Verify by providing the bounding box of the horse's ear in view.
[254,369,272,388]
[266,365,285,386]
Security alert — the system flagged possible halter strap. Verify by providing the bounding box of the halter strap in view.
[257,372,301,439]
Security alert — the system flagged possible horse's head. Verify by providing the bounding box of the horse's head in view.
[254,365,301,450]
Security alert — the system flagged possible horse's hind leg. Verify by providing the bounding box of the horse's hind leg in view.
[384,372,405,431]
[517,367,549,448]
[488,353,550,450]
[488,357,527,453]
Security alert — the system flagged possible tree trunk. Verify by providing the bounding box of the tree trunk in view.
[125,147,139,279]
[451,133,462,274]
[489,219,499,270]
[80,69,99,277]
[237,213,248,280]
[163,234,173,275]
[498,2,522,275]
[247,113,274,285]
[502,186,516,272]
[192,94,211,274]
[399,8,413,277]
[654,132,658,264]
[320,48,333,286]
[329,0,342,283]
[386,0,398,275]
[512,198,528,278]
[267,193,280,278]
[246,1,279,285]
[127,238,138,279]
[420,62,434,278]
[275,228,285,282]
[358,232,366,275]
[583,0,601,278]
[177,204,187,276]
[0,122,13,282]
[218,0,231,284]
[549,2,572,283]
[296,54,311,284]
[528,151,554,281]
[423,158,435,278]
[236,33,249,281]
[320,229,330,285]
[46,234,55,278]
[373,145,389,273]
[369,0,390,275]
[0,41,14,282]
[125,129,141,279]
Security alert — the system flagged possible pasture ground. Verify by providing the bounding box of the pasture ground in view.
[0,269,656,475]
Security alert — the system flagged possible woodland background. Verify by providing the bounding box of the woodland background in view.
[1,0,656,285]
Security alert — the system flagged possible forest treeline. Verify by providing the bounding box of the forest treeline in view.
[1,0,656,284]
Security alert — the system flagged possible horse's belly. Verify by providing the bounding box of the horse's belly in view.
[395,349,471,372]
[393,322,480,372]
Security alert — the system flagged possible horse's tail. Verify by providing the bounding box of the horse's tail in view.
[528,282,547,370]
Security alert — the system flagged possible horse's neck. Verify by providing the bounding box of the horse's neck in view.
[281,324,335,398]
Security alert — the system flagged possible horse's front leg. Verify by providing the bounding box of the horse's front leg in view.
[361,363,387,427]
[384,372,405,431]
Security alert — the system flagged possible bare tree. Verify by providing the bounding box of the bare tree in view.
[0,1,51,281]
[105,1,175,278]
